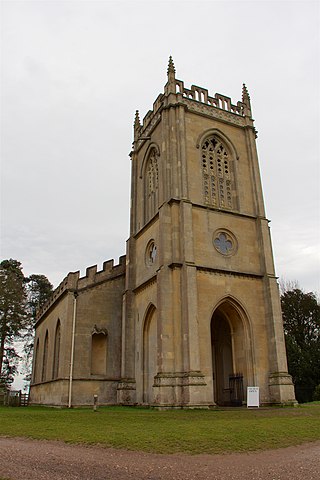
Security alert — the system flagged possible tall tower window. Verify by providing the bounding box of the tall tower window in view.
[33,338,40,383]
[201,136,233,209]
[42,331,49,382]
[144,148,159,223]
[53,320,61,379]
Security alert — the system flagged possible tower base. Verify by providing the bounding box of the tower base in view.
[152,371,212,408]
[268,372,297,405]
[117,379,136,405]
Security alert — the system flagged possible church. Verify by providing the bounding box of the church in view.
[29,58,296,408]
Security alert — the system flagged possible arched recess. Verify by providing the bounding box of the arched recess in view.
[52,320,61,379]
[41,330,49,382]
[91,326,108,375]
[141,145,160,224]
[142,304,157,404]
[210,297,254,405]
[33,338,40,383]
[197,129,239,211]
[139,143,161,179]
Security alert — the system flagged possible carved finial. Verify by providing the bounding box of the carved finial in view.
[165,56,176,95]
[134,110,141,129]
[133,110,141,142]
[242,83,252,117]
[167,56,176,77]
[242,83,250,103]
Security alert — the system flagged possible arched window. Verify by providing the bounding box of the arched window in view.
[201,136,234,209]
[42,331,49,382]
[144,148,159,223]
[53,320,61,379]
[91,326,108,375]
[143,305,157,404]
[33,338,40,383]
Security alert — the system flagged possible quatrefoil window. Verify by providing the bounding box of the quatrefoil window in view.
[213,230,237,256]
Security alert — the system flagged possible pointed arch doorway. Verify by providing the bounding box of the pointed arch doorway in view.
[211,299,252,406]
[142,305,157,404]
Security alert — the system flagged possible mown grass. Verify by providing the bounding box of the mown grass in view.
[0,404,319,455]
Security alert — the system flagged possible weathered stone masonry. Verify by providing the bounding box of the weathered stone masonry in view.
[30,58,296,407]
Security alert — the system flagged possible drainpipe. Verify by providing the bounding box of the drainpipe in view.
[68,291,78,408]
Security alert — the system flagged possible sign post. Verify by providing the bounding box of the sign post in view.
[247,386,259,408]
[93,394,98,412]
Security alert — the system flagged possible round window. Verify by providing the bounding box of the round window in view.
[145,240,157,266]
[213,230,237,256]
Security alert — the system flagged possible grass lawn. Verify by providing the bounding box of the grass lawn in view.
[0,403,319,455]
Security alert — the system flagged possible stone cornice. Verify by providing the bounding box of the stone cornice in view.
[197,266,263,279]
[133,275,157,295]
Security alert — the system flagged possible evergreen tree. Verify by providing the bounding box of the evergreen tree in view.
[0,260,53,388]
[0,259,28,386]
[23,274,53,383]
[281,288,320,403]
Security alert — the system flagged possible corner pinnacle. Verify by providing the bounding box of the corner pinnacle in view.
[242,83,252,117]
[167,56,176,76]
[134,110,141,129]
[242,83,250,103]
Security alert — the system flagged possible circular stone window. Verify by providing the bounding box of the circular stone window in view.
[145,240,157,266]
[213,230,237,256]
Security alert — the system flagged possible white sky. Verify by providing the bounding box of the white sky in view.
[1,0,320,295]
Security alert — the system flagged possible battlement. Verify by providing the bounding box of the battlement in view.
[35,255,126,322]
[134,57,252,145]
[174,79,245,116]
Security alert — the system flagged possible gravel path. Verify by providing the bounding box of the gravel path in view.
[1,437,320,480]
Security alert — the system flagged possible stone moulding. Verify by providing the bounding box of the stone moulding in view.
[268,372,298,406]
[117,379,137,405]
[152,372,210,409]
[133,275,157,295]
[154,371,207,388]
[268,371,295,386]
[92,325,108,336]
[117,379,136,390]
[180,96,246,127]
[197,266,263,280]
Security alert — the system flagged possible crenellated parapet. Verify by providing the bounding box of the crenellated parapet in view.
[133,56,253,151]
[35,255,126,323]
[174,79,246,116]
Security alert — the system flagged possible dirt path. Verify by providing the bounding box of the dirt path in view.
[1,437,320,480]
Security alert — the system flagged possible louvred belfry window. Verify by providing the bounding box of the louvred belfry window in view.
[201,136,233,209]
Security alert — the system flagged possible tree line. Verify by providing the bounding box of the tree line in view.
[0,259,53,389]
[0,258,319,402]
[281,284,320,402]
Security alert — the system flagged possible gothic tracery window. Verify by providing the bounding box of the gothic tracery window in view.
[201,136,233,209]
[145,148,159,223]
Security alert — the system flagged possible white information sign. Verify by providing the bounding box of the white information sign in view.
[247,386,260,408]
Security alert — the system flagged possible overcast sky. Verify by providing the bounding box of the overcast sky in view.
[1,0,319,295]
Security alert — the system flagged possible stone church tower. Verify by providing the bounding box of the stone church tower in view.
[29,58,296,407]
